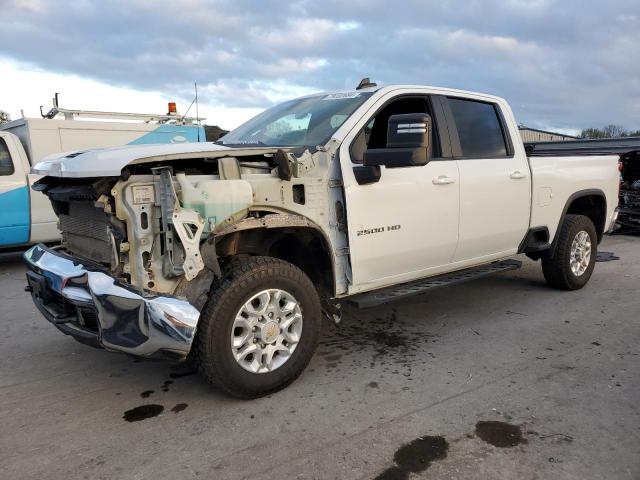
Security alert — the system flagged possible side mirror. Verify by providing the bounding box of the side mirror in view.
[363,113,432,168]
[353,165,381,185]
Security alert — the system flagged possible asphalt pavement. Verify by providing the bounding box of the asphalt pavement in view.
[1,235,639,480]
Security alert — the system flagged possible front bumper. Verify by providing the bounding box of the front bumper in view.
[24,244,200,359]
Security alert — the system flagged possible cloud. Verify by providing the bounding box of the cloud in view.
[0,0,638,130]
[0,56,262,129]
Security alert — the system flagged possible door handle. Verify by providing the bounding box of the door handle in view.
[510,170,526,180]
[432,175,456,185]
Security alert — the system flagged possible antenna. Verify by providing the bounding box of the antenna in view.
[181,99,195,118]
[195,81,200,142]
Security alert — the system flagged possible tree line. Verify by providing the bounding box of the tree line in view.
[580,125,640,139]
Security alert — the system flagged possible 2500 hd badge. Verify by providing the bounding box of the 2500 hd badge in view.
[357,224,401,236]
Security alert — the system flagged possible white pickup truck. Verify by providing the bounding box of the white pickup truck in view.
[24,83,621,398]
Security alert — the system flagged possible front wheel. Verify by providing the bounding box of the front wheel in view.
[541,214,597,290]
[193,256,321,399]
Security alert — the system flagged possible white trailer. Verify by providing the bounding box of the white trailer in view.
[0,104,205,249]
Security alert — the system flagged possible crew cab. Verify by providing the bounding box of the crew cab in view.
[23,83,620,398]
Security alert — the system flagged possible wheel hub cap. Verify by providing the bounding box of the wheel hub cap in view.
[231,289,303,374]
[570,230,592,277]
[260,321,279,344]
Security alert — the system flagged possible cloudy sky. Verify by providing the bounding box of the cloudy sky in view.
[1,0,638,132]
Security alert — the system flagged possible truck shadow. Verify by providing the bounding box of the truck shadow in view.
[0,250,26,265]
[313,267,553,377]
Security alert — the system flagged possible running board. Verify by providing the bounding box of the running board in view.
[349,259,522,308]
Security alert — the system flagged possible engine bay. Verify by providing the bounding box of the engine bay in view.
[35,154,280,294]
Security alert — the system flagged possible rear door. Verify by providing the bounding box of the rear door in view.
[443,97,530,262]
[340,93,460,292]
[0,134,30,246]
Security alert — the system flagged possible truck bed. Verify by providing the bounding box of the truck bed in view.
[525,137,640,156]
[526,137,640,235]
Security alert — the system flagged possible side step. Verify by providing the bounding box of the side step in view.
[349,259,522,308]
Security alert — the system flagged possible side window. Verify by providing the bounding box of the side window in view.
[0,138,15,176]
[448,98,508,158]
[350,97,440,163]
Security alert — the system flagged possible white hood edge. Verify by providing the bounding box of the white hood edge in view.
[32,142,233,178]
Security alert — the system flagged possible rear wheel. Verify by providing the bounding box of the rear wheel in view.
[541,214,597,290]
[193,256,321,399]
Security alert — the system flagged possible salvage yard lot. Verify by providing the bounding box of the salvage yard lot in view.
[1,235,639,480]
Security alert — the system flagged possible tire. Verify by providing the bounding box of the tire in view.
[193,256,321,399]
[541,214,597,290]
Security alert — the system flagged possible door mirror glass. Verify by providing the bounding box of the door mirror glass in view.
[363,113,432,168]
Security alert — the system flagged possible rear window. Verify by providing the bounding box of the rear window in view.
[448,98,508,158]
[0,138,14,176]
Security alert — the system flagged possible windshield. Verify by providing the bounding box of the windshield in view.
[218,92,373,148]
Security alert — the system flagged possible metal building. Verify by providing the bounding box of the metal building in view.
[518,126,578,142]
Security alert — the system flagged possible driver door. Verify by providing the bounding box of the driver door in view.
[0,134,30,247]
[340,94,460,293]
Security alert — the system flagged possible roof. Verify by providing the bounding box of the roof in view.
[299,84,507,104]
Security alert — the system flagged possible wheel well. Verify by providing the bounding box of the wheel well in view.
[216,227,335,296]
[565,194,606,242]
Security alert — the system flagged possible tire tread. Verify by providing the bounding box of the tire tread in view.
[541,214,597,290]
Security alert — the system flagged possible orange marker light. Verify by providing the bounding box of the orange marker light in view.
[168,102,177,114]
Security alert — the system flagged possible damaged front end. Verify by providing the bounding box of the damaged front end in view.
[23,161,234,358]
[23,161,246,357]
[24,147,320,358]
[24,244,200,359]
[617,150,640,234]
[618,185,640,232]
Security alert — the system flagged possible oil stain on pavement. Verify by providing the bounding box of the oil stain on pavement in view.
[169,369,197,379]
[596,251,619,262]
[171,403,188,413]
[161,380,173,392]
[475,421,526,448]
[140,390,154,398]
[318,310,439,378]
[374,435,449,479]
[123,404,164,422]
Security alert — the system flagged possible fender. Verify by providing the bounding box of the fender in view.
[213,211,321,236]
[547,188,607,257]
[202,212,339,296]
